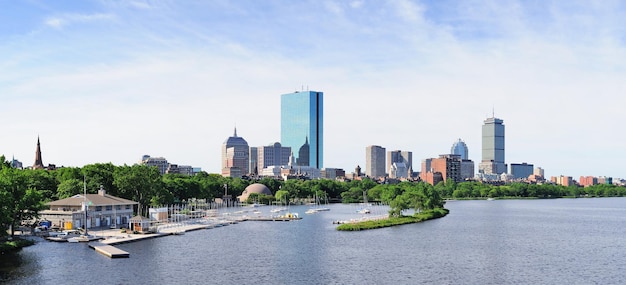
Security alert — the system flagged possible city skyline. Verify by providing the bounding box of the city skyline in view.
[1,1,625,179]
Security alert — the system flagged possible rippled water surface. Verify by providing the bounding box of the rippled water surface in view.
[2,198,626,284]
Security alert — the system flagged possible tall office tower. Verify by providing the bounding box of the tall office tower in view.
[281,91,323,169]
[387,150,412,178]
[365,145,386,178]
[221,128,250,177]
[479,116,506,174]
[451,139,469,160]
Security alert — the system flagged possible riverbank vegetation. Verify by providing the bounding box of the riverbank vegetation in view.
[0,237,35,253]
[1,155,625,236]
[337,208,449,231]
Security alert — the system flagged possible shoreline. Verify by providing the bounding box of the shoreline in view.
[336,208,449,231]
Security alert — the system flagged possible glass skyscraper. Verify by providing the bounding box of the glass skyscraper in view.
[451,138,469,160]
[281,91,323,169]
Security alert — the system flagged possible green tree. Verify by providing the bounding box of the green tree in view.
[113,164,164,214]
[0,167,46,237]
[56,178,84,199]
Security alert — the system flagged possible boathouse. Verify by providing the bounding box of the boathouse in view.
[129,215,152,233]
[39,187,138,230]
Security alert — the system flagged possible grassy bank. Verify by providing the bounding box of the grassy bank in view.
[0,237,35,253]
[336,208,449,231]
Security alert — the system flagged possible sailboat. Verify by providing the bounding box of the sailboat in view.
[68,177,99,242]
[305,192,330,214]
[356,190,371,214]
[316,193,330,212]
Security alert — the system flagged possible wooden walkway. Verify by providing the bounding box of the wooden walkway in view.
[89,242,130,258]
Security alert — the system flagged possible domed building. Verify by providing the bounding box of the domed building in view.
[222,128,249,177]
[238,183,272,202]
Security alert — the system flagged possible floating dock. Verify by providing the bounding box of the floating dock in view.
[246,217,301,221]
[90,242,130,258]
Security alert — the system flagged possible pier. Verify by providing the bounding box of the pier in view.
[90,242,130,258]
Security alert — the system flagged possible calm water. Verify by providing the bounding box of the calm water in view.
[2,198,626,285]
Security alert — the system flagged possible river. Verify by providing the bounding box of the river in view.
[2,198,625,284]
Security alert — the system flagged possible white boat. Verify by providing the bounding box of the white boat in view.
[67,235,97,243]
[305,208,318,214]
[357,208,371,214]
[487,198,495,201]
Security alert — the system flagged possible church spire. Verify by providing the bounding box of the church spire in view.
[33,136,44,169]
[234,127,237,137]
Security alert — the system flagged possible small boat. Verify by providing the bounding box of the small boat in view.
[305,208,318,214]
[67,235,98,243]
[487,198,495,201]
[357,208,371,214]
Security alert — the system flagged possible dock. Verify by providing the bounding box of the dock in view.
[246,217,301,221]
[89,242,130,258]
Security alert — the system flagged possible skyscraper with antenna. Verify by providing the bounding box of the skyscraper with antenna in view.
[479,114,506,175]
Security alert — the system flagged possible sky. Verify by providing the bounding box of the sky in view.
[1,0,625,179]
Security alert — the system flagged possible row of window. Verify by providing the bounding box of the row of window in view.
[94,205,132,211]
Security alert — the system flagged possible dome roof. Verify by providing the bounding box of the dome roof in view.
[239,183,272,201]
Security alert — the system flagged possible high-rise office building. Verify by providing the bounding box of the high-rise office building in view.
[281,91,323,169]
[221,128,249,177]
[479,116,506,174]
[365,145,386,178]
[451,138,469,160]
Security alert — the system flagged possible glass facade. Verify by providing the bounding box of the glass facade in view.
[451,139,469,160]
[281,91,323,169]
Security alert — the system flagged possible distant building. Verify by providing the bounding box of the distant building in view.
[321,168,345,180]
[365,145,386,178]
[579,176,597,187]
[460,159,475,180]
[597,176,613,185]
[387,150,412,179]
[248,147,258,176]
[432,154,462,184]
[166,164,195,176]
[141,155,169,175]
[281,91,323,169]
[479,116,506,175]
[451,138,469,160]
[221,128,250,177]
[551,175,573,187]
[32,136,45,170]
[510,163,534,180]
[141,155,197,176]
[257,142,291,171]
[422,154,461,185]
[534,167,545,177]
[11,157,23,169]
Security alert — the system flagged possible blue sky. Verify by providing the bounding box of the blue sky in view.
[1,0,625,179]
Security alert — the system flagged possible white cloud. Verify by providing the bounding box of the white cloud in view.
[43,13,115,29]
[45,17,65,29]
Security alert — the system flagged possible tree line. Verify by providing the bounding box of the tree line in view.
[1,154,625,236]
